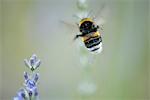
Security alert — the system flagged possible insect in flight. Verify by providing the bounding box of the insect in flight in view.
[74,17,103,54]
[61,6,108,54]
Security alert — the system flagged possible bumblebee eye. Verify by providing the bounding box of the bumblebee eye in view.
[92,24,95,28]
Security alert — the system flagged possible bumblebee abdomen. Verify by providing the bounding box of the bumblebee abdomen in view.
[84,36,102,54]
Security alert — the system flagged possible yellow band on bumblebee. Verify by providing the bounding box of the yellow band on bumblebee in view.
[79,18,94,26]
[81,31,101,42]
[93,31,100,37]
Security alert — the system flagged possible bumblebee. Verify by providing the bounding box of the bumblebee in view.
[74,18,103,54]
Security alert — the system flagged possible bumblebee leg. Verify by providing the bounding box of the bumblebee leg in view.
[74,34,83,40]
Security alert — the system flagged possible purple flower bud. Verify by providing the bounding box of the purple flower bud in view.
[35,91,38,96]
[34,60,41,69]
[24,54,41,71]
[29,91,32,97]
[24,72,28,81]
[14,89,26,100]
[34,73,39,82]
[30,58,35,67]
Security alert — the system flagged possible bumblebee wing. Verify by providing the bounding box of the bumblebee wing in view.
[60,20,77,31]
[59,20,80,41]
[94,5,110,27]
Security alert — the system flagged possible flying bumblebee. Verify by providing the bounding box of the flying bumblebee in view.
[74,17,103,54]
[61,6,108,54]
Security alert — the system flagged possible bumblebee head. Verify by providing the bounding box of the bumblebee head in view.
[79,18,99,34]
[79,18,93,26]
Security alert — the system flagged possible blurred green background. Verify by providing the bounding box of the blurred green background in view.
[0,0,149,100]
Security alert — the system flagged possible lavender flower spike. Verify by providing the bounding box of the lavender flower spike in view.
[24,72,39,100]
[14,54,41,100]
[14,72,40,100]
[24,54,41,71]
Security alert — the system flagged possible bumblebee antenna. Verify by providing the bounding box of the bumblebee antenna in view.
[87,10,93,18]
[73,14,82,20]
[76,23,79,27]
